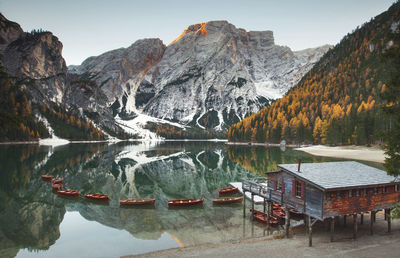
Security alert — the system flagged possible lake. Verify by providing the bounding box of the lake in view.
[0,141,382,257]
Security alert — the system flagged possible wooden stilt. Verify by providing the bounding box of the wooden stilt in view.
[360,213,364,225]
[384,209,387,220]
[243,190,246,218]
[343,215,347,227]
[251,193,254,220]
[308,216,313,247]
[266,201,270,227]
[304,215,308,235]
[263,199,266,214]
[330,217,335,242]
[353,213,358,239]
[387,209,391,233]
[285,205,290,238]
[373,211,376,222]
[370,211,374,235]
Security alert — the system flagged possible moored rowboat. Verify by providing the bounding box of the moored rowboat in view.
[213,197,243,204]
[85,193,110,201]
[168,198,204,207]
[218,186,239,195]
[41,175,52,180]
[120,198,155,206]
[250,209,279,226]
[52,178,63,184]
[57,189,80,197]
[52,183,62,191]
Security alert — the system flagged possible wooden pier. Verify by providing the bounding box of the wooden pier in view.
[242,161,400,247]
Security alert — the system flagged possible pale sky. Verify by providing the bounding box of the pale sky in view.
[0,0,395,65]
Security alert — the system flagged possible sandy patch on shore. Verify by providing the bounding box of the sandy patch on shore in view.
[295,145,386,163]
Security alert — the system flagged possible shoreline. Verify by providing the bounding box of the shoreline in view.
[295,145,386,163]
[124,211,400,258]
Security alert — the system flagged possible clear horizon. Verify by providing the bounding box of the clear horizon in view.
[0,0,396,65]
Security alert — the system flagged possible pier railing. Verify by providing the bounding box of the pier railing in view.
[242,180,283,203]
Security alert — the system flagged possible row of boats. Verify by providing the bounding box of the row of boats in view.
[41,175,243,207]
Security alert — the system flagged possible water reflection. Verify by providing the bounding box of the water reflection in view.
[0,142,379,257]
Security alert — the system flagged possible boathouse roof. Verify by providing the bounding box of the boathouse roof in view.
[278,161,399,191]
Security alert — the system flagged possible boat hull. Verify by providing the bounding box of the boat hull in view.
[250,209,279,226]
[120,198,155,206]
[218,186,239,195]
[41,175,52,180]
[57,189,80,197]
[168,198,204,207]
[213,197,243,204]
[85,193,110,201]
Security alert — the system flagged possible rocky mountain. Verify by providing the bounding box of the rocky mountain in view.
[0,12,329,141]
[70,21,330,131]
[228,1,400,145]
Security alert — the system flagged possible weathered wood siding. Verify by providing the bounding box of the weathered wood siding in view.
[305,184,323,219]
[323,185,400,218]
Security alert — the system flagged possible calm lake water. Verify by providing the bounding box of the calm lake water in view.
[0,142,383,257]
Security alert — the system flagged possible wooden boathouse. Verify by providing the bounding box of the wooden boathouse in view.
[242,161,400,246]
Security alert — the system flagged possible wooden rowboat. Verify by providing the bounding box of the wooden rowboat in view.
[213,197,243,204]
[250,209,279,226]
[52,183,62,191]
[57,189,80,197]
[84,193,110,201]
[289,208,303,216]
[218,186,239,195]
[120,198,155,206]
[41,175,52,180]
[52,178,63,184]
[168,198,203,207]
[273,209,286,219]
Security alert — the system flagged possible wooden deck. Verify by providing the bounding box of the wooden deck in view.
[229,182,267,204]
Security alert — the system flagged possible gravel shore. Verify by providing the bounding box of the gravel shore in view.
[123,211,400,257]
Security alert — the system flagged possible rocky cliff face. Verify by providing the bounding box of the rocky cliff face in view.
[1,13,68,104]
[71,21,330,131]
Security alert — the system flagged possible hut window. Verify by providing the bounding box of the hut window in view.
[374,187,378,195]
[293,180,304,199]
[383,186,387,194]
[396,185,399,192]
[349,190,353,197]
[355,189,360,197]
[364,189,367,196]
[326,193,331,200]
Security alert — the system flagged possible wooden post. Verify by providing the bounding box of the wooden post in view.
[353,213,358,239]
[387,209,391,233]
[243,190,246,218]
[266,201,270,227]
[384,209,387,220]
[285,205,290,238]
[308,215,313,247]
[343,215,347,227]
[370,211,374,235]
[251,193,255,220]
[360,213,364,225]
[263,199,266,214]
[304,215,308,235]
[373,211,376,222]
[330,217,335,242]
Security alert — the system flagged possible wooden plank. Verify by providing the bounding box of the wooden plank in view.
[387,209,391,233]
[330,217,335,242]
[285,205,290,238]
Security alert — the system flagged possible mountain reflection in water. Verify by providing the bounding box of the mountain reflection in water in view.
[0,141,355,257]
